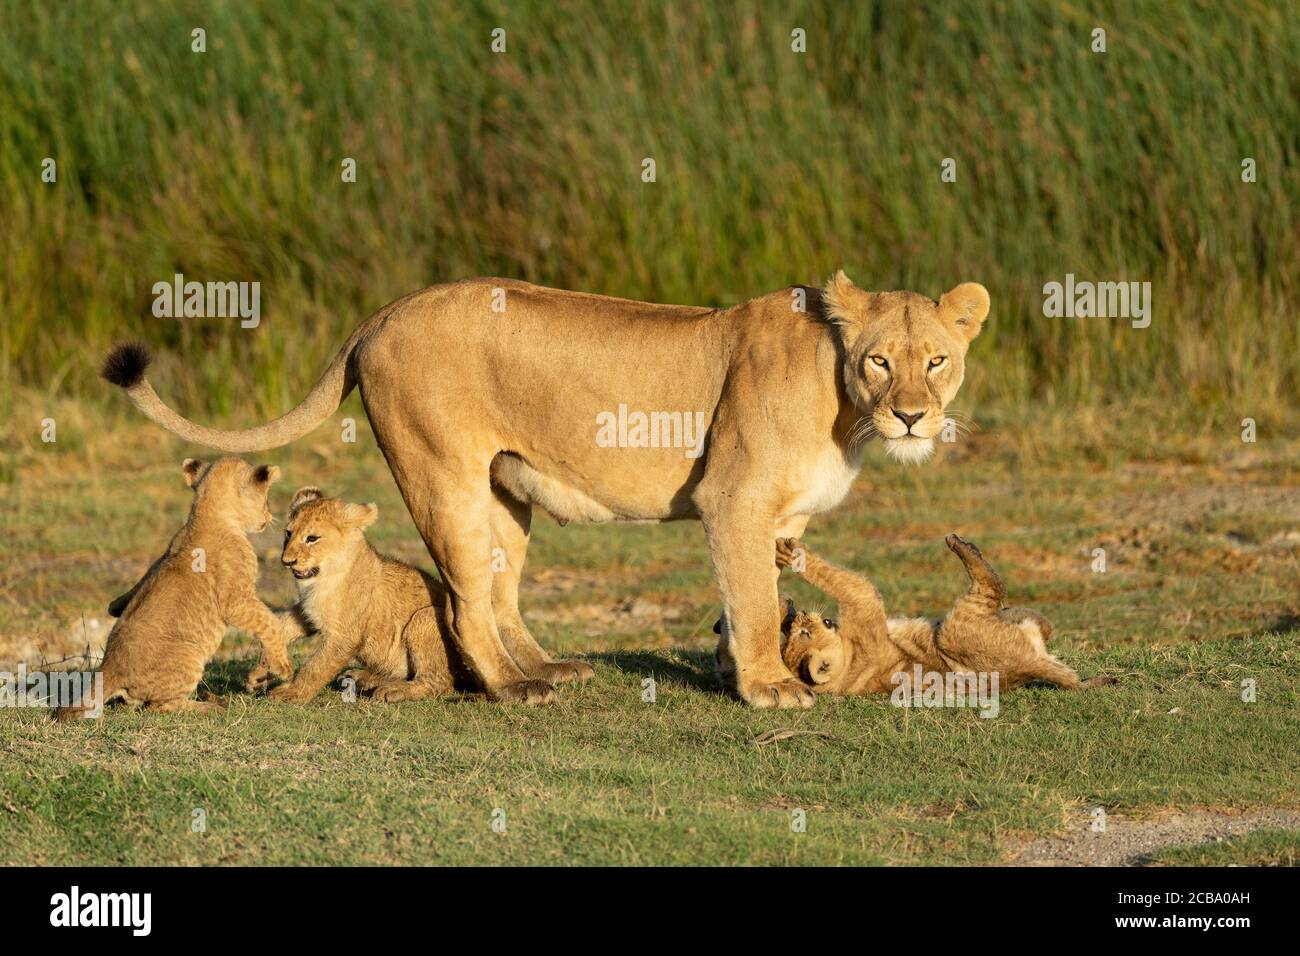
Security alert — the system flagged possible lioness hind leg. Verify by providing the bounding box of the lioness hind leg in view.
[488,484,594,685]
[387,447,552,706]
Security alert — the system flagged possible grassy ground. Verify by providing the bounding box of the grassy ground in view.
[1,409,1296,864]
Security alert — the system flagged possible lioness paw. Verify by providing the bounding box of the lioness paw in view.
[534,659,595,684]
[738,678,816,709]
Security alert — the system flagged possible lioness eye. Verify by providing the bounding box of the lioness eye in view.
[305,535,320,544]
[929,356,946,368]
[823,618,836,629]
[283,530,291,541]
[870,355,889,369]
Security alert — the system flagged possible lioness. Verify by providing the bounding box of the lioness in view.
[771,535,1085,694]
[55,458,292,719]
[100,272,988,708]
[263,487,468,703]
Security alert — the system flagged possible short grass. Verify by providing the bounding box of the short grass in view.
[0,412,1296,864]
[1145,829,1300,867]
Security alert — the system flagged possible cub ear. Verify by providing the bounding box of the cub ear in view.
[181,458,205,488]
[251,464,281,486]
[290,486,324,512]
[345,502,379,529]
[939,282,990,343]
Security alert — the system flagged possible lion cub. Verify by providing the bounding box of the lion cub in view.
[265,487,463,703]
[773,534,1083,695]
[56,458,293,720]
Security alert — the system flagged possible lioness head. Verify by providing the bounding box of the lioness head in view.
[779,597,845,687]
[280,486,378,582]
[823,271,989,465]
[182,457,280,532]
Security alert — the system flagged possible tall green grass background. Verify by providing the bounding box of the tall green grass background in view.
[1,0,1296,423]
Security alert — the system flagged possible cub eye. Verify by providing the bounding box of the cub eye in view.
[822,618,836,629]
[928,356,947,369]
[869,355,889,369]
[305,535,320,544]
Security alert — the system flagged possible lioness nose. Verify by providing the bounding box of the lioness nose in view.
[893,409,924,430]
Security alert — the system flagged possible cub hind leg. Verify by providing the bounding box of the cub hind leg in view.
[368,607,455,702]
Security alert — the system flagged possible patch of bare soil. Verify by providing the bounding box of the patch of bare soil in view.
[1005,808,1300,866]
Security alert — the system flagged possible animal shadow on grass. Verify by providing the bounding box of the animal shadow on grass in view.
[593,648,718,693]
[198,658,256,698]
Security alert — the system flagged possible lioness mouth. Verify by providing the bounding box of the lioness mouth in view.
[292,567,319,580]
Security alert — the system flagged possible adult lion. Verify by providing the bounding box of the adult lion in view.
[101,271,989,708]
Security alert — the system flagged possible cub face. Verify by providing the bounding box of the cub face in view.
[280,486,378,582]
[822,271,989,465]
[779,598,845,688]
[182,457,280,532]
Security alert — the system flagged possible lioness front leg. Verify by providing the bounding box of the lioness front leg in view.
[702,507,813,709]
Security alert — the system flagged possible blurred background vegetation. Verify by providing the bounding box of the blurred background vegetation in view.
[0,0,1296,427]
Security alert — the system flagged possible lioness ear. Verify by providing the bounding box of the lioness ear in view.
[181,458,205,488]
[345,502,379,529]
[251,464,281,486]
[939,282,990,342]
[822,270,869,335]
[290,486,324,512]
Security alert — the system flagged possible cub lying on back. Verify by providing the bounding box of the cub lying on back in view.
[265,487,467,703]
[56,458,293,719]
[772,534,1088,695]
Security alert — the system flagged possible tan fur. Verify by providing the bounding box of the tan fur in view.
[103,273,987,708]
[263,488,474,704]
[55,458,291,720]
[773,535,1084,695]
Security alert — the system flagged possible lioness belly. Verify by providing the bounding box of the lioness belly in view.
[490,453,701,525]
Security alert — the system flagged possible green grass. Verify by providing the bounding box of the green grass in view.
[0,416,1296,864]
[1145,829,1300,867]
[1,634,1296,865]
[1,0,1298,423]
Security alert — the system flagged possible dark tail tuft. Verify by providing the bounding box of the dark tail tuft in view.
[101,342,152,389]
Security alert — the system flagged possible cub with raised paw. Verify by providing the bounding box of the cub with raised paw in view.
[56,458,292,720]
[772,535,1094,695]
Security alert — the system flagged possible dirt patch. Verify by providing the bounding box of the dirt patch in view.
[1005,808,1300,866]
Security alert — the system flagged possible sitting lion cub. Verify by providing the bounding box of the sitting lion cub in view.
[56,458,293,719]
[772,534,1085,695]
[264,487,465,703]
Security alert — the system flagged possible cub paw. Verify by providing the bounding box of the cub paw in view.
[489,679,556,706]
[774,537,805,570]
[267,683,312,703]
[342,668,381,693]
